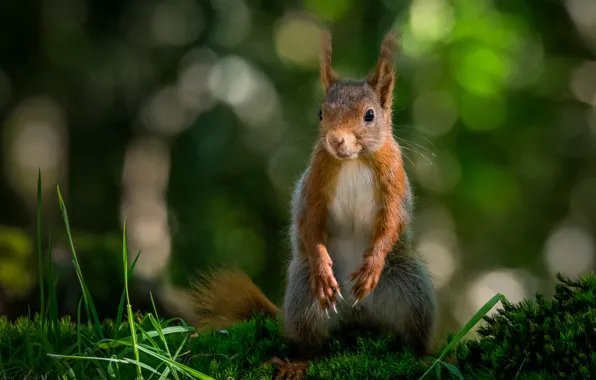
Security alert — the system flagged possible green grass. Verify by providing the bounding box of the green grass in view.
[0,172,214,380]
[1,172,594,379]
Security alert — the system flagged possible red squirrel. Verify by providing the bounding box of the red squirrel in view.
[190,29,437,378]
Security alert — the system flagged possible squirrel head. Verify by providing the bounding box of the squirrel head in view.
[318,30,398,160]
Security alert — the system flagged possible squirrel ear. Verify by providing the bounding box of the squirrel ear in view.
[368,31,399,109]
[320,29,337,93]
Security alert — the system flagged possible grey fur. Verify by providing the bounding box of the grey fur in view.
[325,80,376,108]
[282,256,330,348]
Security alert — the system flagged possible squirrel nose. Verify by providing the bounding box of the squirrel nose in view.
[328,134,345,148]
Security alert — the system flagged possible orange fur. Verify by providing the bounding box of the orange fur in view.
[320,31,406,302]
[348,140,409,301]
[370,140,408,256]
[298,143,343,308]
[190,268,279,331]
[367,32,407,265]
[368,31,398,109]
[320,29,337,93]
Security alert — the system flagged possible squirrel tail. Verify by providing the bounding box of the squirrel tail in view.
[188,268,279,331]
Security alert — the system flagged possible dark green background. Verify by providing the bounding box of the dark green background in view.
[1,0,595,341]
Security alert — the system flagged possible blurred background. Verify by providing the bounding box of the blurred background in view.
[1,0,596,342]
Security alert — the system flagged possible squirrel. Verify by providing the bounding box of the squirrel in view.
[189,29,437,379]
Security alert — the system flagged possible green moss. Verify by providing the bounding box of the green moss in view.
[2,273,595,379]
[188,319,433,379]
[457,273,596,380]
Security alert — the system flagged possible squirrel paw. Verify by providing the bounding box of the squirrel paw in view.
[264,356,309,380]
[310,259,343,314]
[349,253,383,303]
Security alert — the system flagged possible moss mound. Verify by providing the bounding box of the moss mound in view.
[187,318,435,379]
[457,273,596,379]
[1,273,595,379]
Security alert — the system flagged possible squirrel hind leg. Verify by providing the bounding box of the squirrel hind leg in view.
[368,255,437,356]
[282,257,334,351]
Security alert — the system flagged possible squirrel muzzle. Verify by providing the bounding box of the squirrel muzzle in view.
[325,129,361,160]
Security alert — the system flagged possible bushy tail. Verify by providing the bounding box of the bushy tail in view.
[189,268,279,331]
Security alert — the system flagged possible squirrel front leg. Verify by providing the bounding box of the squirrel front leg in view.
[350,143,409,303]
[298,150,343,313]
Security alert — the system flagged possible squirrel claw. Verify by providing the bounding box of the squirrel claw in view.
[324,309,330,319]
[352,299,359,308]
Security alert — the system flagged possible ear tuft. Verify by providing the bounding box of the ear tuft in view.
[320,29,337,93]
[368,31,399,109]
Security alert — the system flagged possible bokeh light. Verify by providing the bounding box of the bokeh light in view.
[3,97,68,205]
[177,48,218,113]
[274,13,323,69]
[415,205,459,290]
[210,0,252,47]
[121,137,172,280]
[455,268,535,326]
[544,224,594,278]
[413,91,458,137]
[565,0,596,46]
[151,0,203,46]
[570,61,596,105]
[409,0,454,43]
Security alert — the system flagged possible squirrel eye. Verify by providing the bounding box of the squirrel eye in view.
[364,109,374,122]
[318,109,323,121]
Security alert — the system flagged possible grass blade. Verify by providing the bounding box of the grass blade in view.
[97,327,195,349]
[419,293,505,380]
[136,346,214,380]
[37,169,45,324]
[121,359,167,378]
[442,361,463,380]
[77,297,83,363]
[171,334,189,361]
[157,366,172,380]
[134,323,160,350]
[144,312,181,380]
[115,250,141,341]
[45,229,58,345]
[56,186,104,340]
[122,219,142,379]
[147,315,170,356]
[48,354,165,377]
[107,354,119,379]
[149,293,171,358]
[166,334,190,380]
[25,325,33,370]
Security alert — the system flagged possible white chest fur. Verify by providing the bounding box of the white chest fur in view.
[327,160,379,286]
